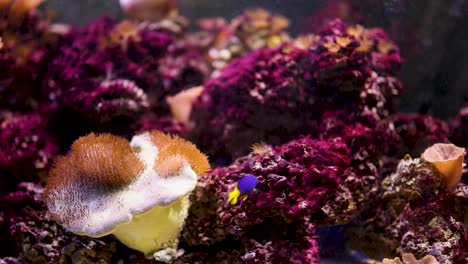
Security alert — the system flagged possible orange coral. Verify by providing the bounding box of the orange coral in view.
[151,130,210,176]
[251,143,272,155]
[103,20,141,51]
[421,143,465,192]
[0,0,44,20]
[119,0,177,21]
[46,133,144,193]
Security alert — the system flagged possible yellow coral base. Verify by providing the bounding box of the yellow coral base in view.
[112,196,190,257]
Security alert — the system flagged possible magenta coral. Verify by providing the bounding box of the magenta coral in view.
[190,47,309,160]
[0,113,58,189]
[182,136,349,251]
[190,19,403,160]
[388,113,450,157]
[391,198,464,264]
[0,10,62,112]
[307,109,393,224]
[43,17,208,135]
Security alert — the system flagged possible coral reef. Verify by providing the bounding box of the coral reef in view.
[1,2,467,264]
[189,46,310,160]
[346,155,467,264]
[178,219,319,264]
[0,8,62,112]
[0,113,58,190]
[181,134,384,262]
[199,8,291,73]
[183,137,350,242]
[386,113,450,158]
[43,15,208,145]
[190,19,403,160]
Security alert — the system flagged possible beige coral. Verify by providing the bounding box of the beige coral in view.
[421,143,465,192]
[166,86,204,126]
[0,0,44,20]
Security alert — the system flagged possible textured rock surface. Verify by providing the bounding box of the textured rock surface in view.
[347,157,466,264]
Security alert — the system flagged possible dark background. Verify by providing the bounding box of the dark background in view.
[42,0,468,120]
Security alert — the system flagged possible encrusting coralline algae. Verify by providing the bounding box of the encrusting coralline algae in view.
[0,1,467,264]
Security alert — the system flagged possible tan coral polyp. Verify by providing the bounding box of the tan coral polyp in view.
[154,154,185,177]
[166,86,204,126]
[151,131,210,176]
[421,143,466,192]
[46,133,144,203]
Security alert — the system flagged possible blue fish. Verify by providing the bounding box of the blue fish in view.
[227,174,258,205]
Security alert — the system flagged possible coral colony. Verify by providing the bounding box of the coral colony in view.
[0,1,467,264]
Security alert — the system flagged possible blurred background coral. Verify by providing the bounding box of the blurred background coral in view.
[42,0,468,119]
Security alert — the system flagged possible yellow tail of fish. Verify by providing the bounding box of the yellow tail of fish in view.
[227,187,240,205]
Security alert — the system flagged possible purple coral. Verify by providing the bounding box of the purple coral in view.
[134,113,187,135]
[182,136,348,253]
[44,17,208,135]
[307,109,393,224]
[381,113,450,173]
[0,11,62,112]
[179,220,319,264]
[391,198,464,264]
[0,113,58,188]
[299,19,403,116]
[388,113,449,157]
[190,47,309,160]
[190,19,403,160]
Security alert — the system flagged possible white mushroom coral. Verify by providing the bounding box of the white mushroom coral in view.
[44,131,209,261]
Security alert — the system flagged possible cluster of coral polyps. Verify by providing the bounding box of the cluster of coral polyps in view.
[1,1,468,264]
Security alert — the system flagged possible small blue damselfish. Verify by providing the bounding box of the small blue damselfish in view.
[227,174,259,205]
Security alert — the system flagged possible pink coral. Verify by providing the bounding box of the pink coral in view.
[190,19,403,161]
[0,10,62,112]
[0,113,58,189]
[389,113,450,157]
[182,136,349,250]
[43,17,208,138]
